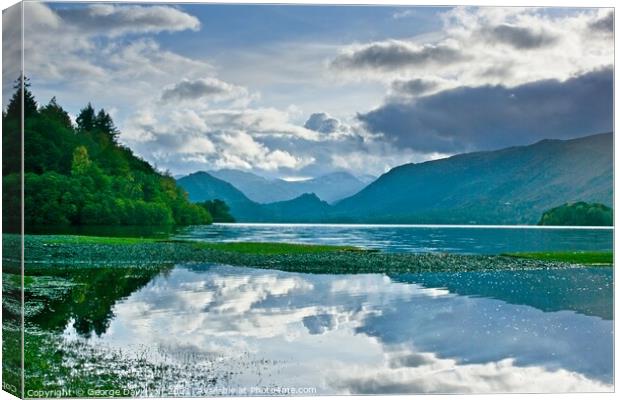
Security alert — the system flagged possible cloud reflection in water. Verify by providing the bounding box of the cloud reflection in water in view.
[66,264,613,394]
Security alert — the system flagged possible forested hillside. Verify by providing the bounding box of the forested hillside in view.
[2,78,211,231]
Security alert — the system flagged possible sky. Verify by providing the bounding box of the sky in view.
[2,3,614,179]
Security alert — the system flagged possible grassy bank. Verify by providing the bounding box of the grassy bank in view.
[503,251,613,265]
[5,234,611,275]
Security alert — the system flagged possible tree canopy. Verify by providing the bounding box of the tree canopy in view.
[538,202,612,226]
[2,79,213,230]
[201,199,236,222]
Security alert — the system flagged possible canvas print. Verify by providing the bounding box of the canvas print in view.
[1,1,614,397]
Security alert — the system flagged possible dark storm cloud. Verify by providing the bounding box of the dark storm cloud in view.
[357,67,613,153]
[482,24,558,49]
[304,113,341,134]
[589,12,614,33]
[331,41,465,71]
[391,78,440,96]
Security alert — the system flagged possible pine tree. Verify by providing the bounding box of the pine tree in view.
[94,109,119,142]
[76,103,96,132]
[5,75,37,121]
[40,97,73,129]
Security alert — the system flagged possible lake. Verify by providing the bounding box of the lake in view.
[175,223,613,254]
[21,224,615,395]
[63,264,613,395]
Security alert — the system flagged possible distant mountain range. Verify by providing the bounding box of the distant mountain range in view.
[176,172,265,221]
[176,172,330,222]
[208,169,371,204]
[177,132,612,224]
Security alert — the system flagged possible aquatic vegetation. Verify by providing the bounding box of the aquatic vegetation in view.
[2,321,22,397]
[503,251,613,265]
[21,326,286,397]
[10,234,610,275]
[41,235,161,246]
[188,241,363,255]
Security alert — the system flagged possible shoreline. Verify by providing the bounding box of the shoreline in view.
[211,222,614,230]
[4,234,612,275]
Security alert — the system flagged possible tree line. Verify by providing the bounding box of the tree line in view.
[2,77,215,230]
[538,202,612,226]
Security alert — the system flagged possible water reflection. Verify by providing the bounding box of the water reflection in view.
[65,264,613,394]
[391,268,613,320]
[177,224,613,254]
[26,266,169,337]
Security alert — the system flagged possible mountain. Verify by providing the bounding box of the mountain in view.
[179,133,612,225]
[208,169,299,203]
[177,172,331,222]
[332,132,613,224]
[208,169,367,203]
[263,193,331,222]
[291,172,368,203]
[176,172,267,221]
[356,174,377,185]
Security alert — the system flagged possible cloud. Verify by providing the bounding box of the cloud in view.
[480,24,557,49]
[391,78,442,97]
[91,264,612,394]
[161,78,250,103]
[330,40,466,71]
[332,354,612,394]
[304,113,341,134]
[392,10,416,20]
[357,67,613,153]
[329,7,613,89]
[56,4,200,37]
[303,314,339,335]
[216,131,314,171]
[17,3,613,179]
[123,105,319,174]
[589,11,613,33]
[20,3,212,92]
[2,3,23,104]
[199,108,321,141]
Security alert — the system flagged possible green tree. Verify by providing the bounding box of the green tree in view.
[94,109,119,142]
[201,199,235,222]
[5,75,37,120]
[539,202,612,226]
[71,146,92,175]
[3,82,213,230]
[3,76,37,175]
[76,103,96,132]
[40,97,73,130]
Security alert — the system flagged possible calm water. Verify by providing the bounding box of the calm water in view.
[63,264,613,394]
[175,223,613,254]
[32,224,611,394]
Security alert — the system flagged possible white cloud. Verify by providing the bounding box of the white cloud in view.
[331,351,612,394]
[16,4,613,178]
[392,9,416,20]
[56,4,200,37]
[123,103,319,174]
[216,131,314,171]
[20,3,316,175]
[75,266,612,394]
[330,7,613,88]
